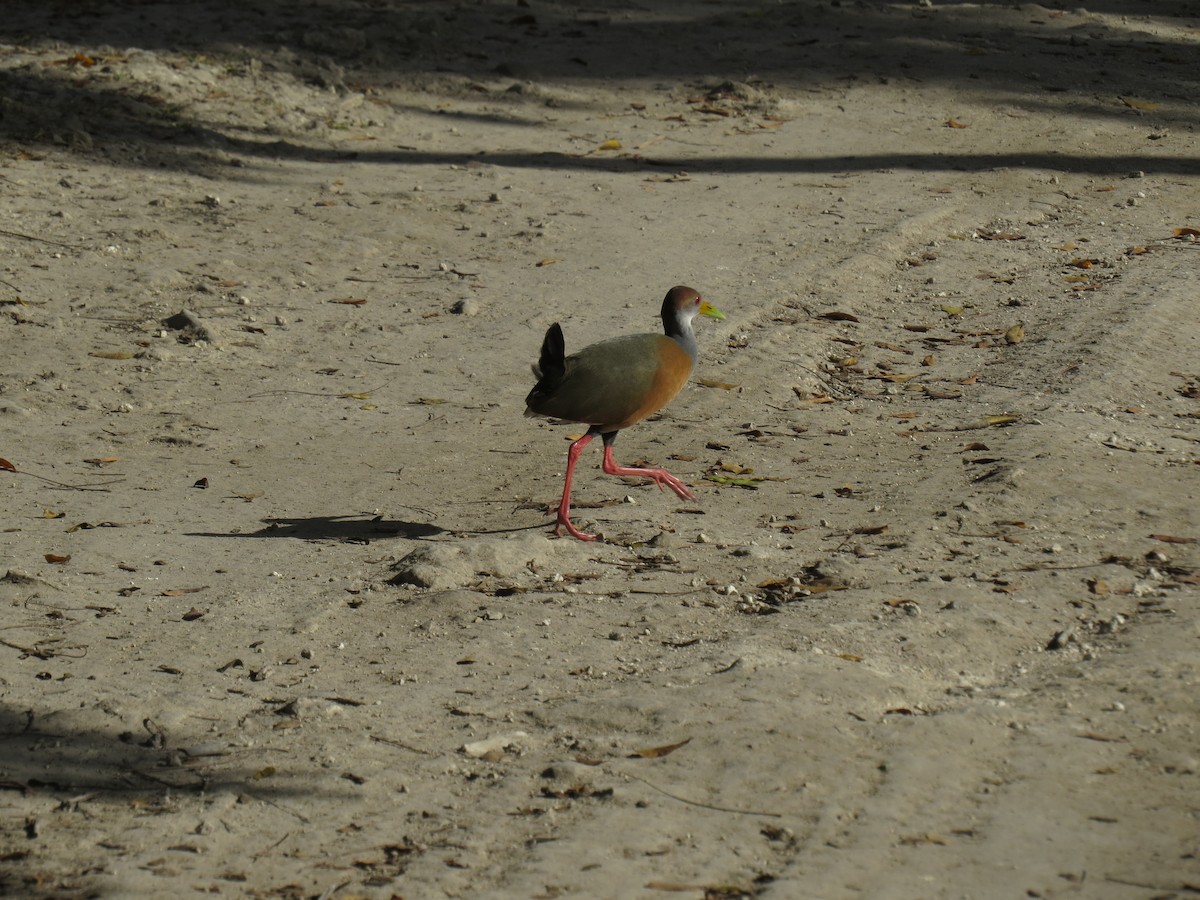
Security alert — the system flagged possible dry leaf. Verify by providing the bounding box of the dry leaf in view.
[982,414,1021,427]
[44,553,71,564]
[0,458,15,473]
[1150,533,1195,544]
[757,577,792,590]
[83,456,120,465]
[961,442,990,451]
[331,297,368,305]
[536,258,559,267]
[462,731,527,760]
[792,390,835,404]
[717,461,753,474]
[629,738,691,759]
[1172,227,1200,238]
[1067,258,1101,269]
[946,118,969,128]
[341,392,371,400]
[90,351,134,360]
[941,305,964,316]
[645,883,720,892]
[1087,578,1110,596]
[597,139,622,151]
[182,607,206,621]
[980,232,1025,241]
[1119,97,1160,111]
[42,509,65,519]
[921,354,936,366]
[161,587,207,597]
[1055,242,1079,251]
[856,525,889,535]
[821,311,860,322]
[1004,323,1025,344]
[900,832,948,846]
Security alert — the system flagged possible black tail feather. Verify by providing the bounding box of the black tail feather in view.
[533,323,565,382]
[525,323,566,415]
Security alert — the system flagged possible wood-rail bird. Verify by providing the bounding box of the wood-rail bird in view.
[525,285,725,541]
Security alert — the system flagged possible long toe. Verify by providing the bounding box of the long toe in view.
[658,473,696,501]
[556,512,599,542]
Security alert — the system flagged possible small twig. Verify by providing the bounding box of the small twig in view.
[252,830,298,859]
[250,794,311,824]
[1103,875,1191,892]
[0,637,48,658]
[0,227,79,249]
[127,767,206,790]
[626,773,782,818]
[628,588,708,596]
[0,635,88,660]
[1016,562,1111,573]
[247,380,390,400]
[4,463,124,492]
[317,881,355,900]
[370,734,430,755]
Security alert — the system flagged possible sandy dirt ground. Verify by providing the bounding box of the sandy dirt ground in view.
[1,1,1198,897]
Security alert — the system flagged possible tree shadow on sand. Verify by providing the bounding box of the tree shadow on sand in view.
[0,0,1195,175]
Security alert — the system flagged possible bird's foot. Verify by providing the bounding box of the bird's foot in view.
[553,515,600,542]
[607,464,696,502]
[549,505,599,541]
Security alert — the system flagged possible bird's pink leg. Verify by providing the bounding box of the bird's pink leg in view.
[601,443,696,501]
[553,433,599,541]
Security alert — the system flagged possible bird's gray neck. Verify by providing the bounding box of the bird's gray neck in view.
[666,324,698,364]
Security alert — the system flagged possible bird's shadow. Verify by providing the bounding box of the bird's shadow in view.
[186,514,444,542]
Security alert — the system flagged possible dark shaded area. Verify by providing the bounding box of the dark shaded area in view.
[0,703,331,796]
[0,0,1196,174]
[0,701,350,892]
[187,513,444,540]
